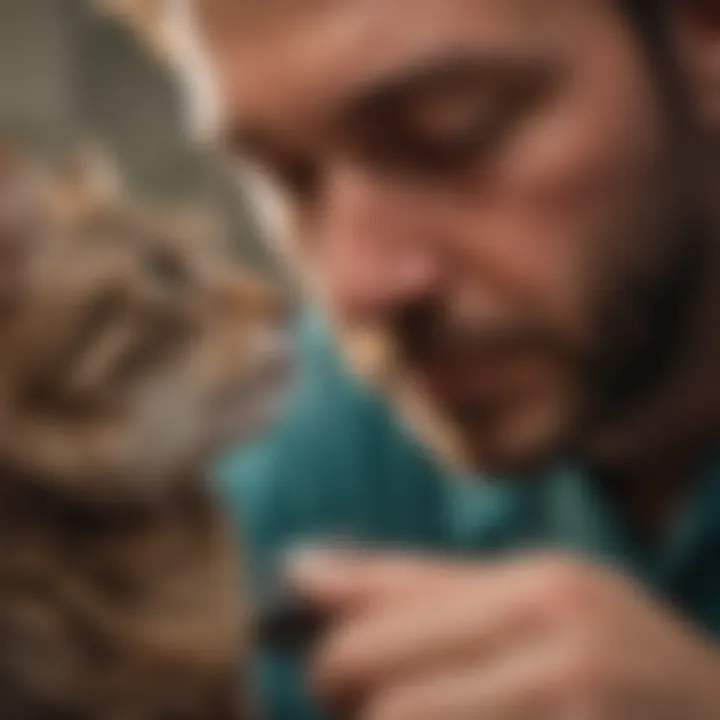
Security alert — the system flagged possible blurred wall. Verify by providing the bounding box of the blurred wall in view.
[0,0,275,270]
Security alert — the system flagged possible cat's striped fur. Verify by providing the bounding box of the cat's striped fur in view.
[0,146,289,719]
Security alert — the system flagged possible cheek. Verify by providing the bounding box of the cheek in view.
[507,13,664,204]
[501,21,664,270]
[431,29,664,344]
[439,197,585,333]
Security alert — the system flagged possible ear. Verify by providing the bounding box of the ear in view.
[48,142,124,224]
[673,1,720,130]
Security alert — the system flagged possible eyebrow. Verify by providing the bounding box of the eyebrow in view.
[223,47,559,161]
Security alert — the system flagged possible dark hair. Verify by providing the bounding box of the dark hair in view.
[622,0,668,57]
[621,0,691,121]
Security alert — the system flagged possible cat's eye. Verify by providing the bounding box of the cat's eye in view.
[144,249,189,289]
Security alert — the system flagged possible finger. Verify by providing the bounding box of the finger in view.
[312,578,543,702]
[286,549,483,609]
[355,637,570,720]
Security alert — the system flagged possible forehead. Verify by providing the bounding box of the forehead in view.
[188,0,618,135]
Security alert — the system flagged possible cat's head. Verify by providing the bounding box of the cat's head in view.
[0,145,292,498]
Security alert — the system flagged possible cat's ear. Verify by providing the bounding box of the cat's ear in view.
[48,142,124,224]
[0,144,44,311]
[93,0,172,63]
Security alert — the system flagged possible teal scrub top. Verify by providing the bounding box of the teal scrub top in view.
[217,315,720,719]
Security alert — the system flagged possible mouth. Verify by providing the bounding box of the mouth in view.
[211,341,294,443]
[245,349,294,405]
[410,348,555,417]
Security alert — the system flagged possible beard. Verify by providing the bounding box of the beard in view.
[331,209,710,476]
[581,213,712,466]
[333,290,588,474]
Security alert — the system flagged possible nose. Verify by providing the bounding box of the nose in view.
[316,164,441,323]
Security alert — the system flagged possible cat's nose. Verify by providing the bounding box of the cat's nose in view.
[221,274,295,325]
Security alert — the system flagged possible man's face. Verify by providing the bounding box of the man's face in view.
[192,0,693,471]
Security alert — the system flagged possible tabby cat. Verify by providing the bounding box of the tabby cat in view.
[0,145,290,719]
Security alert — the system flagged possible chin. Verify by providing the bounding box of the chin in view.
[392,377,580,477]
[459,389,581,476]
[335,324,580,475]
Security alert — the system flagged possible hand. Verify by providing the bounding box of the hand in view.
[288,551,720,719]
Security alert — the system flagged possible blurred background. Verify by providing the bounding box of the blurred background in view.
[0,0,276,273]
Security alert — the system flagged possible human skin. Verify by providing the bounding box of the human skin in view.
[186,0,720,478]
[171,0,720,717]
